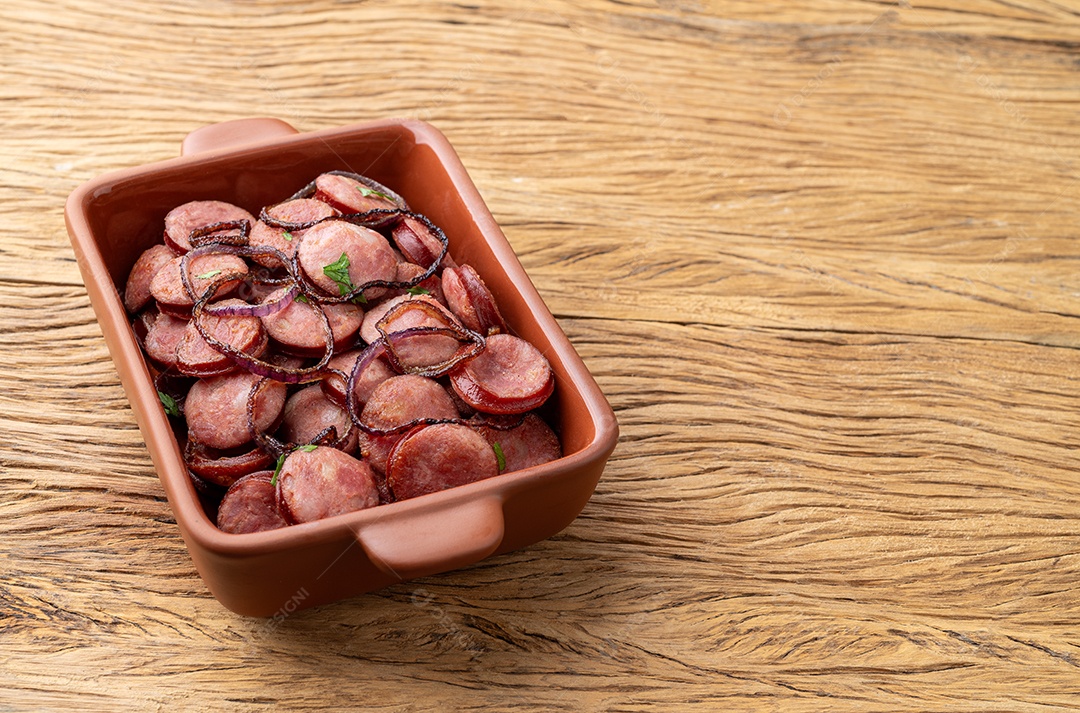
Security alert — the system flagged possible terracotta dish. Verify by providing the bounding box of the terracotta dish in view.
[64,118,619,616]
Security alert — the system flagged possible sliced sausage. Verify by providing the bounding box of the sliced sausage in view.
[473,413,561,473]
[313,173,400,214]
[441,264,507,335]
[440,267,477,332]
[359,374,460,473]
[248,198,338,268]
[124,244,177,314]
[142,312,189,369]
[187,444,275,488]
[185,371,287,450]
[164,200,256,254]
[149,253,248,316]
[132,306,157,347]
[216,471,289,534]
[267,197,339,225]
[247,221,297,269]
[450,334,554,414]
[359,294,457,345]
[278,384,358,454]
[296,220,397,301]
[321,349,395,409]
[386,261,446,304]
[387,423,499,501]
[260,286,363,357]
[391,215,455,270]
[176,300,268,377]
[277,446,380,523]
[360,374,460,430]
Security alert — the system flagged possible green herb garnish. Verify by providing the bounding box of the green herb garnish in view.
[270,445,316,486]
[323,252,367,305]
[295,294,310,304]
[195,269,222,279]
[357,185,393,202]
[493,442,506,472]
[282,231,293,242]
[158,391,180,418]
[406,286,431,296]
[270,452,286,486]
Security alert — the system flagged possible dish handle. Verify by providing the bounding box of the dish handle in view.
[181,117,299,156]
[357,496,505,581]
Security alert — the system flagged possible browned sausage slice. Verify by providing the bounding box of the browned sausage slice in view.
[321,349,395,409]
[450,334,554,414]
[124,244,177,314]
[185,371,287,450]
[313,173,400,214]
[248,198,338,268]
[176,300,268,377]
[267,197,339,225]
[359,294,457,345]
[187,444,275,488]
[142,312,189,369]
[386,423,499,500]
[277,446,380,523]
[359,374,460,473]
[387,261,446,303]
[216,471,289,534]
[260,286,363,357]
[278,384,357,454]
[360,374,459,430]
[473,413,561,472]
[149,254,248,316]
[391,215,455,270]
[164,200,256,254]
[441,264,506,335]
[296,220,397,301]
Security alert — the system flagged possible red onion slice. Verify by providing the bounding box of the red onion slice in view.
[192,275,335,384]
[203,282,297,318]
[188,219,251,249]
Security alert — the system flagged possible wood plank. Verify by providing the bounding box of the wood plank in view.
[7,0,1080,342]
[3,283,1078,709]
[4,0,1080,709]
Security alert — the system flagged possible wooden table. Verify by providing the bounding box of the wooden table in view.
[5,0,1080,709]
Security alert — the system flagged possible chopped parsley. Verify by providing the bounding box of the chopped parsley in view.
[270,453,286,486]
[493,442,506,472]
[195,269,222,279]
[356,184,393,202]
[282,231,293,242]
[295,294,310,304]
[323,252,367,305]
[406,286,431,296]
[270,445,317,487]
[158,391,180,418]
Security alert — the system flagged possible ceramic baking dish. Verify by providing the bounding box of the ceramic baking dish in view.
[64,117,618,617]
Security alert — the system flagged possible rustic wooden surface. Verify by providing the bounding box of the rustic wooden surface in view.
[4,0,1080,709]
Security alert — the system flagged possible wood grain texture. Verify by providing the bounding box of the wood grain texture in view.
[4,0,1080,710]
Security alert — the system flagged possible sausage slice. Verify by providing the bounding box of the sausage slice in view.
[124,244,177,314]
[260,286,363,357]
[387,423,499,501]
[473,413,561,473]
[450,334,554,414]
[176,300,268,377]
[185,371,287,450]
[296,220,397,301]
[164,200,255,254]
[279,384,357,454]
[277,446,380,523]
[216,471,289,534]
